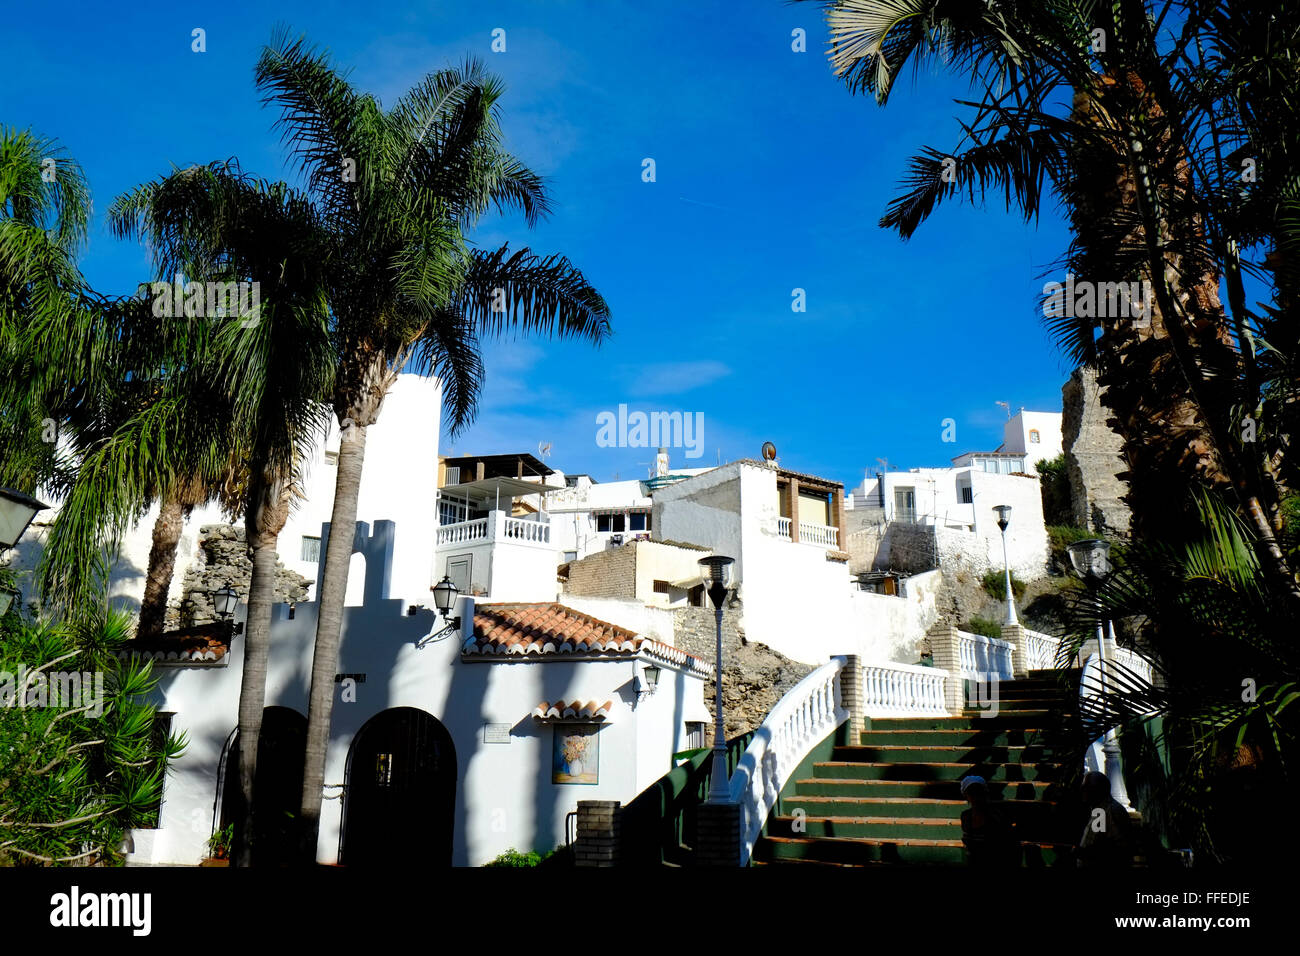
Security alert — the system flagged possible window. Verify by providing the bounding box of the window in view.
[685,722,706,750]
[959,486,973,504]
[596,513,625,533]
[688,584,705,607]
[444,466,461,485]
[324,450,338,467]
[653,580,670,594]
[563,551,578,564]
[1029,429,1041,444]
[301,536,321,562]
[629,512,650,532]
[438,501,465,526]
[894,487,917,523]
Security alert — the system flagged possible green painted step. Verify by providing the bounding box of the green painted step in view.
[757,835,1076,867]
[834,744,1056,763]
[794,777,1059,800]
[863,712,1054,730]
[779,795,1057,824]
[859,729,1047,747]
[812,761,1063,782]
[767,815,961,840]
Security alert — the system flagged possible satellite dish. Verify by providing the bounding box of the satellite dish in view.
[761,441,777,462]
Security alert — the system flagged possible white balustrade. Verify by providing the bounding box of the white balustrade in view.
[729,656,848,867]
[798,522,839,547]
[860,659,950,716]
[502,516,550,544]
[775,516,792,539]
[1023,629,1064,672]
[435,517,489,545]
[956,630,1015,680]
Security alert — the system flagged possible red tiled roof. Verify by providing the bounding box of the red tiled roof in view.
[467,602,711,675]
[117,622,232,665]
[533,700,614,721]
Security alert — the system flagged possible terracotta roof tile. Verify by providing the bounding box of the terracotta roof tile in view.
[466,602,712,676]
[532,700,614,721]
[116,622,233,666]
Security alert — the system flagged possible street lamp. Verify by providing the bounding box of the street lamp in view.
[992,505,1018,626]
[417,575,463,648]
[212,585,244,635]
[699,554,735,804]
[0,487,48,552]
[1065,538,1132,810]
[0,582,19,617]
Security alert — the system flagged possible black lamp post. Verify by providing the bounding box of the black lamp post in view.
[0,488,48,617]
[699,554,735,804]
[212,585,243,635]
[1065,538,1131,810]
[417,575,463,648]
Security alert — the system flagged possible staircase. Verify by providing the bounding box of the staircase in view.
[753,670,1080,866]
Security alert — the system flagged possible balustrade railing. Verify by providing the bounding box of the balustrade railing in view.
[729,657,848,866]
[1023,629,1063,672]
[775,516,792,539]
[436,517,488,545]
[502,516,550,543]
[798,522,839,547]
[956,630,1015,680]
[861,659,949,716]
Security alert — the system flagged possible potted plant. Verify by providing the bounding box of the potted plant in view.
[202,824,234,866]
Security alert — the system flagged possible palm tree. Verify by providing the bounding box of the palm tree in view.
[253,30,612,861]
[109,161,336,866]
[799,0,1298,601]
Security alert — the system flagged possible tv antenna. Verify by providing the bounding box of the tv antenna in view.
[995,401,1012,420]
[537,440,552,461]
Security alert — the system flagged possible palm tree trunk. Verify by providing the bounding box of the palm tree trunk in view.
[298,416,369,864]
[137,492,184,638]
[233,464,292,867]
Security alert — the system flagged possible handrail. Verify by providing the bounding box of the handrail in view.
[1023,628,1063,671]
[728,656,848,866]
[956,630,1015,680]
[861,658,950,716]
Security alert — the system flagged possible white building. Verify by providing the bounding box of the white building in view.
[950,409,1064,477]
[123,537,710,867]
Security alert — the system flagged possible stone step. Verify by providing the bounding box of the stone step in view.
[813,761,1063,782]
[756,834,1075,867]
[794,777,1058,800]
[859,728,1047,747]
[834,744,1057,763]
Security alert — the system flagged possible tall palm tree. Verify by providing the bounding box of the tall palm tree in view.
[109,161,336,866]
[253,30,612,861]
[800,0,1298,601]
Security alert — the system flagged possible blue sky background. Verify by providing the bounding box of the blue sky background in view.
[3,0,1077,492]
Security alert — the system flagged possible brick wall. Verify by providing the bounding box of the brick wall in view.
[564,543,638,599]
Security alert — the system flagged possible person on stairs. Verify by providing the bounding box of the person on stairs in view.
[1076,771,1136,867]
[960,775,1017,867]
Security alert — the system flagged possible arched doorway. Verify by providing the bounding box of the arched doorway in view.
[341,707,456,866]
[219,707,307,866]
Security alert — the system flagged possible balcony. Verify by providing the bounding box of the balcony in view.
[436,511,552,548]
[774,517,839,547]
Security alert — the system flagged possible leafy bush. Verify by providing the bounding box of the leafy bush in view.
[0,607,185,865]
[963,616,1002,639]
[484,848,542,867]
[1046,524,1094,572]
[980,569,1026,602]
[1035,454,1074,526]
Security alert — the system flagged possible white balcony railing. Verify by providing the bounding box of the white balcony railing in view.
[861,659,950,716]
[771,516,838,547]
[436,512,550,548]
[729,656,848,867]
[1023,629,1064,672]
[956,630,1015,680]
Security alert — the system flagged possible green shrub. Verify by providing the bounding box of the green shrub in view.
[1036,454,1073,526]
[980,569,1026,601]
[963,616,1002,639]
[484,848,542,867]
[1046,524,1094,572]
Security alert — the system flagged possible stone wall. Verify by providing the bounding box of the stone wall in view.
[175,524,313,627]
[672,605,812,742]
[1062,366,1132,536]
[563,543,638,600]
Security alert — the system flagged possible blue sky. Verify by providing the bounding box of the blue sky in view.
[3,0,1076,491]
